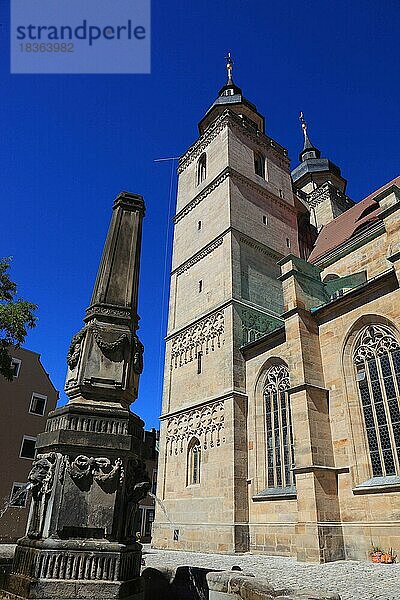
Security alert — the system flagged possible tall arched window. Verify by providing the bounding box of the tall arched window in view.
[264,364,295,488]
[196,154,207,185]
[254,151,265,178]
[187,437,201,485]
[353,324,400,477]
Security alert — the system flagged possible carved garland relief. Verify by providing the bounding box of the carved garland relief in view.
[170,309,225,369]
[166,400,225,454]
[67,455,124,486]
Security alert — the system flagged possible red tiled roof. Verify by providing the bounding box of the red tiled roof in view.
[308,176,400,263]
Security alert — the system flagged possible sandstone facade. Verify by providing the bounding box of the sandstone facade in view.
[152,66,400,562]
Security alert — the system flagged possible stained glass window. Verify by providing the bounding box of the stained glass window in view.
[264,364,295,488]
[353,324,400,477]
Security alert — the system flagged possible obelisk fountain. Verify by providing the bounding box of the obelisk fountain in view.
[5,192,149,600]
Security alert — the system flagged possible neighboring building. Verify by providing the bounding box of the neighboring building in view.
[139,428,159,542]
[152,58,400,562]
[0,347,58,542]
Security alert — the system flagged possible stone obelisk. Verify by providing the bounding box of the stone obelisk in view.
[6,192,148,600]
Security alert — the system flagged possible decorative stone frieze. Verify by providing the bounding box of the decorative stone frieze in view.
[170,309,225,368]
[166,400,225,454]
[178,109,288,174]
[174,166,295,224]
[175,236,224,275]
[239,234,283,260]
[174,170,230,223]
[12,543,140,582]
[46,413,129,435]
[308,181,353,211]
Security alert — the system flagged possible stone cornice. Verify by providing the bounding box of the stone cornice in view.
[160,390,248,420]
[312,267,398,324]
[312,220,385,268]
[174,169,230,223]
[230,168,297,215]
[171,225,283,279]
[308,181,354,210]
[238,231,283,261]
[173,235,224,276]
[178,109,288,175]
[174,166,297,224]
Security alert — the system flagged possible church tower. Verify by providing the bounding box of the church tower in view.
[291,113,354,231]
[152,56,300,553]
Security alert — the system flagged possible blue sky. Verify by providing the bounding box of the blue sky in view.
[1,1,399,429]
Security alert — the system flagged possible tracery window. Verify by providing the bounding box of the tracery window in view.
[187,437,201,485]
[196,154,207,185]
[264,364,295,488]
[353,324,400,477]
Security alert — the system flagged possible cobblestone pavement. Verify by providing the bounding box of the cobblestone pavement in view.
[142,546,400,600]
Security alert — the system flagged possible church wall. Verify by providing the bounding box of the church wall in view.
[163,305,233,416]
[175,127,229,214]
[229,180,299,258]
[318,282,400,559]
[227,127,294,205]
[171,236,230,331]
[233,234,283,314]
[245,342,298,556]
[243,262,400,560]
[319,231,389,281]
[171,178,231,272]
[153,389,248,553]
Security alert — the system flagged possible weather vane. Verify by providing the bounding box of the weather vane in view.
[299,111,307,132]
[225,52,233,83]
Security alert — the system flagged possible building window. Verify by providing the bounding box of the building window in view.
[264,364,295,488]
[151,469,157,495]
[9,483,28,508]
[196,154,207,185]
[187,437,201,485]
[197,351,203,374]
[286,237,291,248]
[254,151,265,178]
[353,324,400,477]
[11,358,21,378]
[20,436,37,460]
[198,220,202,230]
[263,215,267,225]
[29,393,47,416]
[198,280,203,293]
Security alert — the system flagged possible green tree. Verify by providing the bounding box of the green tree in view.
[0,258,37,380]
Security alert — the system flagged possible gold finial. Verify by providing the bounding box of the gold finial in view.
[225,52,233,84]
[299,111,307,132]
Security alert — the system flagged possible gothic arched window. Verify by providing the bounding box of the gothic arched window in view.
[353,324,400,477]
[196,154,207,185]
[187,437,201,485]
[264,364,295,488]
[254,151,265,178]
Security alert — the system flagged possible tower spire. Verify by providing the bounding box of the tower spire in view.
[298,111,321,162]
[225,52,234,84]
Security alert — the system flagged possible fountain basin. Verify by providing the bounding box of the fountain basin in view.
[141,566,341,600]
